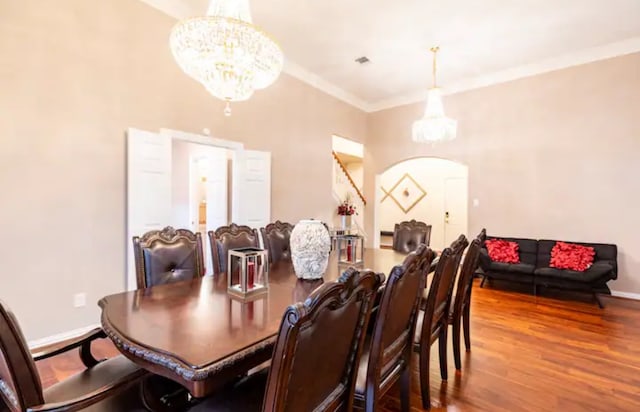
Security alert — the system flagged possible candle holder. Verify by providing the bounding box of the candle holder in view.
[336,234,364,265]
[227,247,269,300]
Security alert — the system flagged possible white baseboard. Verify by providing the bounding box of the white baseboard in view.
[610,291,640,301]
[28,323,101,350]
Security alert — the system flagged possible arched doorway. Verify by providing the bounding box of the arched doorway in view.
[374,157,468,251]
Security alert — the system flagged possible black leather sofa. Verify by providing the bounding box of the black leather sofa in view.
[477,236,617,307]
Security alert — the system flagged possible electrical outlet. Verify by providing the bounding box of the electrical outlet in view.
[473,198,480,207]
[73,293,87,308]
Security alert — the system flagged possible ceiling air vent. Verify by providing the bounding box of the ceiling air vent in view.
[355,56,370,64]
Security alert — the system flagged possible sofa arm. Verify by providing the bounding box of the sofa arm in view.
[594,259,618,280]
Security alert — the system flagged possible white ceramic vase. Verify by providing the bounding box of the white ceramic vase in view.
[290,220,331,280]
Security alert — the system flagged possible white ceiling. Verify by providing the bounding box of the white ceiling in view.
[142,0,640,111]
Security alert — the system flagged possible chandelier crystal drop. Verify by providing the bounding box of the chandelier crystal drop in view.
[412,47,457,143]
[170,0,284,115]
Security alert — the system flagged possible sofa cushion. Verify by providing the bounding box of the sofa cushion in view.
[550,242,595,272]
[534,261,615,283]
[485,236,538,266]
[487,261,536,275]
[486,239,520,263]
[537,240,617,277]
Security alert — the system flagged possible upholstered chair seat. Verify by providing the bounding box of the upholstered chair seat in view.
[392,220,432,253]
[0,301,148,411]
[133,226,205,289]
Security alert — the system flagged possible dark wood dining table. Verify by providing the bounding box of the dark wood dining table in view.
[99,248,428,397]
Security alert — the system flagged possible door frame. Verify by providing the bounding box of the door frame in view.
[126,128,244,290]
[160,128,244,150]
[372,156,469,251]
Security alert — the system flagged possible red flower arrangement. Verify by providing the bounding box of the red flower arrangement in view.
[337,200,357,216]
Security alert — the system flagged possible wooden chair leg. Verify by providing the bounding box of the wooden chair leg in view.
[400,362,410,412]
[439,327,448,381]
[463,304,471,352]
[479,276,487,288]
[452,317,462,370]
[419,345,432,410]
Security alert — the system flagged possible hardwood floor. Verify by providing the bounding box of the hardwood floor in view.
[35,279,640,411]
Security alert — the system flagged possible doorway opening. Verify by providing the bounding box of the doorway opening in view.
[127,128,272,290]
[374,157,468,251]
[331,135,366,235]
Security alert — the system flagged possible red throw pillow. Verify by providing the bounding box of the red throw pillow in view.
[485,239,520,264]
[550,242,595,272]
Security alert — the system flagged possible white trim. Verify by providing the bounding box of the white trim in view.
[610,291,640,301]
[159,128,244,150]
[368,37,640,112]
[283,60,372,112]
[28,324,101,350]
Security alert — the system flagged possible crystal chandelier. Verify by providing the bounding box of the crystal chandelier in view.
[412,47,457,142]
[170,0,284,116]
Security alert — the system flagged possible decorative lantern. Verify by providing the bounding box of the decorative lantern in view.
[227,247,269,299]
[336,235,365,265]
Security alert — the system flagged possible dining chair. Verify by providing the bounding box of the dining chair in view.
[260,221,294,264]
[0,300,148,412]
[392,220,432,253]
[189,267,384,412]
[132,226,205,289]
[449,237,482,370]
[477,228,487,244]
[412,245,463,410]
[353,245,436,412]
[208,223,260,275]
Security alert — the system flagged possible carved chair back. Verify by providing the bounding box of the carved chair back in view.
[208,224,260,275]
[262,268,383,412]
[392,220,432,253]
[418,247,459,345]
[477,228,487,245]
[362,245,436,407]
[451,238,482,319]
[450,234,469,269]
[132,227,205,289]
[260,221,294,263]
[0,301,44,412]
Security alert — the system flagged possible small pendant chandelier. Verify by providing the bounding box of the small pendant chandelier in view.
[170,0,284,116]
[412,47,457,142]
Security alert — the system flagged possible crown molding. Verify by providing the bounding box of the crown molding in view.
[138,0,640,114]
[282,60,372,111]
[368,36,640,112]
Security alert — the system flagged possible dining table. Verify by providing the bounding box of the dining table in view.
[99,248,435,398]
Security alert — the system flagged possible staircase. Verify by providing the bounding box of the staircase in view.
[332,151,366,239]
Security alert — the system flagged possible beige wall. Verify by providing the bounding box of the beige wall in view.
[1,0,638,342]
[365,53,640,295]
[0,0,366,341]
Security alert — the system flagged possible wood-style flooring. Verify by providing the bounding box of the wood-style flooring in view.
[35,279,640,411]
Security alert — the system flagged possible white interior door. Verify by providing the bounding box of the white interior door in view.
[126,128,172,290]
[444,177,468,246]
[204,148,229,274]
[232,150,271,229]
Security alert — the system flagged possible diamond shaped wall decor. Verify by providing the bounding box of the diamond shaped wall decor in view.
[380,173,427,213]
